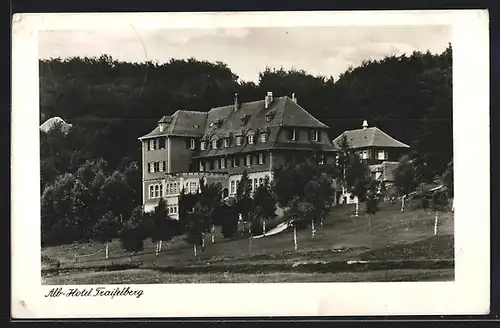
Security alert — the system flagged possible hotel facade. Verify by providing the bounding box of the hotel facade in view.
[138,92,338,218]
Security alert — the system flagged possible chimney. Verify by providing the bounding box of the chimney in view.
[291,93,297,103]
[265,91,273,108]
[234,93,238,112]
[362,120,368,129]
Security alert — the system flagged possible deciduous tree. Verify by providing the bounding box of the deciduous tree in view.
[394,155,418,212]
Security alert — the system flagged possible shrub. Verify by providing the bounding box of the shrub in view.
[421,196,429,209]
[119,221,145,253]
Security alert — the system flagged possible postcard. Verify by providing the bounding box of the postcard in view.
[11,9,490,318]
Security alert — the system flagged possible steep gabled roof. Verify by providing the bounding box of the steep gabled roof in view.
[139,110,207,140]
[139,95,331,144]
[332,127,410,149]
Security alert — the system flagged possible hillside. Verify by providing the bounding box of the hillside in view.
[40,47,452,187]
[42,201,454,284]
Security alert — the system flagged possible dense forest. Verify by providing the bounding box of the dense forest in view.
[40,45,453,247]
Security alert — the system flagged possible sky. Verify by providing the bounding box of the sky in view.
[39,25,451,82]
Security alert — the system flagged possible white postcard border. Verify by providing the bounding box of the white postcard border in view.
[11,10,490,318]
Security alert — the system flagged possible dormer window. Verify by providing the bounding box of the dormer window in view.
[260,132,267,143]
[309,130,319,142]
[189,138,195,150]
[248,135,254,145]
[377,150,387,160]
[201,141,206,151]
[265,111,275,122]
[240,114,250,126]
[224,138,230,148]
[212,140,218,149]
[236,136,243,146]
[210,119,223,128]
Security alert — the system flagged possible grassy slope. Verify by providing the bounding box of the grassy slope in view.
[42,201,454,272]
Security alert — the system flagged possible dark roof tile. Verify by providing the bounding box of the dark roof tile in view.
[332,127,410,149]
[140,95,331,143]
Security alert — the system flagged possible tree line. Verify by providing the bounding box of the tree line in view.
[40,45,452,190]
[40,46,454,253]
[41,130,453,259]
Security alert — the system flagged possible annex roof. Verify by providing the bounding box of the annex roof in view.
[332,126,410,149]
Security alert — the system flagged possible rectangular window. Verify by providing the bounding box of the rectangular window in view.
[159,137,166,149]
[224,138,230,148]
[245,155,251,166]
[149,185,154,199]
[378,150,386,160]
[248,135,254,145]
[319,153,325,165]
[231,180,235,194]
[220,157,226,169]
[201,141,206,151]
[260,133,267,143]
[199,161,204,172]
[212,140,218,149]
[154,162,160,172]
[310,130,318,142]
[154,185,159,198]
[149,139,155,150]
[190,138,196,150]
[258,153,264,164]
[254,178,258,191]
[160,184,163,197]
[209,160,214,170]
[233,156,239,167]
[162,161,166,172]
[362,150,369,159]
[148,163,152,173]
[236,136,242,146]
[289,129,296,141]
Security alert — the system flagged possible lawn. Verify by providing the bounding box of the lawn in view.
[41,201,454,283]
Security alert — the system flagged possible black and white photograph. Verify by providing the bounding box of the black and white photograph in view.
[11,10,489,318]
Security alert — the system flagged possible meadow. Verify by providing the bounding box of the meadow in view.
[42,201,454,284]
